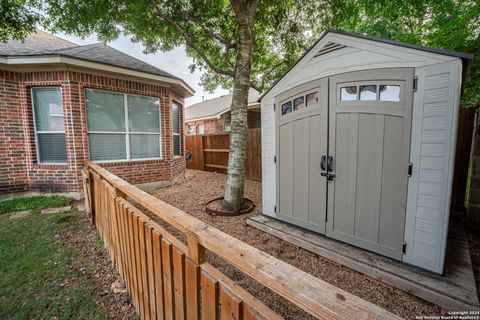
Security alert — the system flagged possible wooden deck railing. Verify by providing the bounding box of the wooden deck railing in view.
[82,161,399,320]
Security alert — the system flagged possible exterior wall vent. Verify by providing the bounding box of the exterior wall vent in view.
[313,42,347,57]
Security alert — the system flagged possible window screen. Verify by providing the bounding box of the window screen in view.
[172,102,182,156]
[32,87,67,163]
[86,89,161,162]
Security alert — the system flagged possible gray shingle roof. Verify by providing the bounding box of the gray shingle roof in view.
[0,30,181,81]
[0,30,77,55]
[185,89,261,121]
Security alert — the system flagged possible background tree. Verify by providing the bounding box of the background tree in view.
[40,0,320,212]
[318,0,480,107]
[0,0,41,42]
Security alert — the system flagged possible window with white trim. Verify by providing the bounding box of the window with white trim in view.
[86,89,161,162]
[172,102,182,156]
[31,87,67,163]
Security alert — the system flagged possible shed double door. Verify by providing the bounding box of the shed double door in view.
[276,68,414,260]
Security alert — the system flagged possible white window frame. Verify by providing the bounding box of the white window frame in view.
[86,89,162,163]
[31,87,67,165]
[172,101,182,157]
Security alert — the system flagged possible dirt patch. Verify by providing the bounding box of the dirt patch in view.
[149,169,440,319]
[58,204,138,319]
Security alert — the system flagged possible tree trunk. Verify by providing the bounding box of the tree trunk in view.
[223,0,256,212]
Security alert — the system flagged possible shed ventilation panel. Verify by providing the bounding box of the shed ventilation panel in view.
[314,42,347,57]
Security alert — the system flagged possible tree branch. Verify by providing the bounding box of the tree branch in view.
[155,8,235,77]
[185,13,237,48]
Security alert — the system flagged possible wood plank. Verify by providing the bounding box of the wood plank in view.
[220,286,242,320]
[172,247,186,320]
[118,202,131,295]
[132,211,145,318]
[138,217,152,320]
[145,225,157,320]
[127,207,140,314]
[200,271,218,320]
[162,239,175,320]
[185,259,200,320]
[203,148,229,153]
[201,263,282,320]
[247,215,480,311]
[152,230,165,320]
[88,161,400,319]
[204,164,228,170]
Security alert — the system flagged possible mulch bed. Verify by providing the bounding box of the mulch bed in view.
[149,169,441,319]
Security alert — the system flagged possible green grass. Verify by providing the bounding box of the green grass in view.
[0,210,106,319]
[0,195,73,215]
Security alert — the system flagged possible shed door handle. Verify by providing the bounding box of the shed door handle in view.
[320,155,327,171]
[327,156,334,171]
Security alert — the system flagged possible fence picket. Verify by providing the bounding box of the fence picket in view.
[201,271,219,320]
[220,286,242,320]
[161,239,175,320]
[85,162,401,320]
[152,230,165,320]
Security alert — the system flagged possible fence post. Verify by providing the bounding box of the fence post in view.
[187,232,205,264]
[82,168,94,224]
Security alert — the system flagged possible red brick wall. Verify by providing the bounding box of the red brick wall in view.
[0,71,29,193]
[0,68,186,194]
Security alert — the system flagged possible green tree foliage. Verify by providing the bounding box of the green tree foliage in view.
[0,0,41,42]
[41,0,318,93]
[318,0,480,107]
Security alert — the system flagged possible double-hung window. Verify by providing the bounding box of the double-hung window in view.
[31,87,67,164]
[172,102,182,156]
[86,89,161,162]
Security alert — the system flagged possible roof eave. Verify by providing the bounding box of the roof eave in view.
[185,101,260,122]
[0,54,195,97]
[258,29,473,102]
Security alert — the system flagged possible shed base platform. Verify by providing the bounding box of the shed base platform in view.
[246,214,479,311]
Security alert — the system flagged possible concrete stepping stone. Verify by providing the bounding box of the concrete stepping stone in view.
[9,210,32,219]
[41,206,72,214]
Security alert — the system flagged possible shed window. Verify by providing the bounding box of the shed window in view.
[360,85,377,100]
[306,92,319,106]
[293,96,305,110]
[281,101,292,115]
[86,89,161,162]
[340,86,357,101]
[32,87,67,163]
[380,85,401,101]
[172,102,182,156]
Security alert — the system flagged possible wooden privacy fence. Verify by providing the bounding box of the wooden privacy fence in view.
[185,128,262,181]
[451,107,477,209]
[83,161,398,320]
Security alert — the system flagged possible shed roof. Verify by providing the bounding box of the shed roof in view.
[185,89,261,121]
[0,30,194,95]
[259,29,473,101]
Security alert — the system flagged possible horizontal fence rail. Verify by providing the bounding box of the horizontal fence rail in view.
[83,161,399,319]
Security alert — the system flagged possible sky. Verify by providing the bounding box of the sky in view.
[52,30,230,106]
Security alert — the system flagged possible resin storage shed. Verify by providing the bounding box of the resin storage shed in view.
[259,29,472,274]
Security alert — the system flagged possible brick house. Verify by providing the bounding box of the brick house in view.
[0,30,193,195]
[185,89,260,135]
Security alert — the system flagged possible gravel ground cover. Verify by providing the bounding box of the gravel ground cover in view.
[149,169,442,319]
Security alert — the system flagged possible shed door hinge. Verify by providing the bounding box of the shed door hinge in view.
[273,103,276,112]
[274,155,276,163]
[408,162,413,177]
[402,242,407,254]
[413,77,418,92]
[274,205,277,213]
